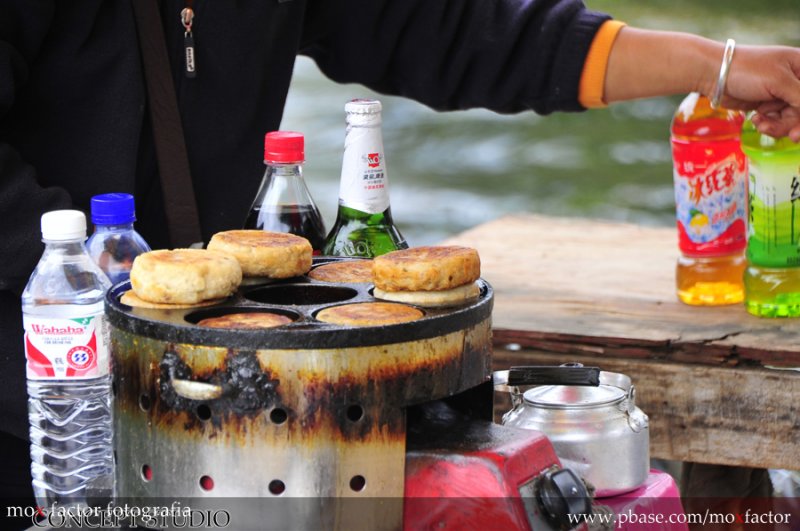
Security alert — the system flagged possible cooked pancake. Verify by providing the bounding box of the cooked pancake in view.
[197,312,292,329]
[120,290,227,309]
[316,302,423,326]
[372,246,480,292]
[307,260,373,283]
[207,230,312,278]
[130,249,242,304]
[373,281,481,308]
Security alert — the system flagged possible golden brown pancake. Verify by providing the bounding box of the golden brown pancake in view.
[315,302,423,326]
[371,246,481,308]
[307,260,373,283]
[120,290,227,309]
[207,230,312,278]
[130,249,242,304]
[197,312,293,329]
[373,282,481,308]
[372,246,480,292]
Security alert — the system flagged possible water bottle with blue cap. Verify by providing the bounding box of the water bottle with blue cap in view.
[86,193,151,285]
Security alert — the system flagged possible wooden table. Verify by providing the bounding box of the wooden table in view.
[443,214,799,471]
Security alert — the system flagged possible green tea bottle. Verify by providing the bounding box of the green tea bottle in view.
[322,99,408,257]
[741,117,800,317]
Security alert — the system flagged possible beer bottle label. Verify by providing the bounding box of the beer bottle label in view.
[339,127,391,214]
[747,157,800,267]
[23,313,110,380]
[672,138,747,255]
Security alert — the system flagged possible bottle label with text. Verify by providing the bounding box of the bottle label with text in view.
[339,127,391,214]
[747,159,800,267]
[672,138,747,255]
[23,313,109,380]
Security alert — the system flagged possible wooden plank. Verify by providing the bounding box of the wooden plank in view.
[443,214,800,367]
[491,347,800,471]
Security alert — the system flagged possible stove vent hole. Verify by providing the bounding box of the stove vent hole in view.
[196,404,212,421]
[139,394,151,411]
[268,480,286,495]
[141,465,153,482]
[200,475,214,491]
[270,408,288,424]
[346,405,364,422]
[349,475,366,492]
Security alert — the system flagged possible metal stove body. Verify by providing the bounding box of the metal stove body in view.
[106,259,677,530]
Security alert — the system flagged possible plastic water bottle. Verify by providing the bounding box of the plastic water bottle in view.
[741,117,800,317]
[86,193,151,284]
[22,210,114,508]
[670,93,747,305]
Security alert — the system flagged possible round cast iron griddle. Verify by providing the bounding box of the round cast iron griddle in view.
[105,257,493,349]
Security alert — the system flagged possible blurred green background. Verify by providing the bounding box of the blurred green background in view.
[281,1,800,245]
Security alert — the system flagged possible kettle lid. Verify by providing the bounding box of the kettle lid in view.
[522,383,625,409]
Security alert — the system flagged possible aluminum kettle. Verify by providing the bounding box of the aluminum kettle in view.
[495,364,649,498]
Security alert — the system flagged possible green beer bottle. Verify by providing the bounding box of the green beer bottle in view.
[741,116,800,317]
[322,99,408,257]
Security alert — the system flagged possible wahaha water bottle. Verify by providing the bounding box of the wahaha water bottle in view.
[22,210,114,508]
[670,93,747,305]
[741,117,800,317]
[86,193,151,284]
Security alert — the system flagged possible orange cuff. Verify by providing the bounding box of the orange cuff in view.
[579,20,627,109]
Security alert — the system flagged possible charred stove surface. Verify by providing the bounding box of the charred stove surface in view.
[108,260,494,530]
[158,349,283,429]
[407,398,509,452]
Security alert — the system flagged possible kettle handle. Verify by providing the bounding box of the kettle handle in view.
[495,365,601,387]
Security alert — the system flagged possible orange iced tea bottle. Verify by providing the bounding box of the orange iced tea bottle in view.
[670,93,747,305]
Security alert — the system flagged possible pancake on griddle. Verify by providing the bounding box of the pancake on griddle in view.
[130,249,242,305]
[207,230,312,278]
[197,312,293,329]
[371,246,480,307]
[120,290,226,309]
[307,260,373,283]
[316,302,423,326]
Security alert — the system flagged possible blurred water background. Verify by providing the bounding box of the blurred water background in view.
[281,0,800,246]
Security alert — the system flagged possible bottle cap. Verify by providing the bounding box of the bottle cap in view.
[344,99,382,127]
[264,131,304,164]
[90,193,137,224]
[41,210,87,241]
[345,99,382,114]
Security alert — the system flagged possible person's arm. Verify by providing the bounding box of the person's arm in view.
[600,27,800,140]
[300,0,611,115]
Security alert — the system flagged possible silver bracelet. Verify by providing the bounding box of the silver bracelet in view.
[710,39,736,109]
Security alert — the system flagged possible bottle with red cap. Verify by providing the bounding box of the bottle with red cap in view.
[244,131,327,252]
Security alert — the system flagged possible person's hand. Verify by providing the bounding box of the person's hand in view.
[605,28,800,142]
[717,44,800,142]
[750,105,800,143]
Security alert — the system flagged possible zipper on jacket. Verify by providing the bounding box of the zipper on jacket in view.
[181,1,196,78]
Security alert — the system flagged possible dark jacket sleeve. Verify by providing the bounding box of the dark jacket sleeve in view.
[300,0,611,115]
[0,1,71,443]
[1,1,72,294]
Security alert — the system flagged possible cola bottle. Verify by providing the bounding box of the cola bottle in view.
[244,131,326,252]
